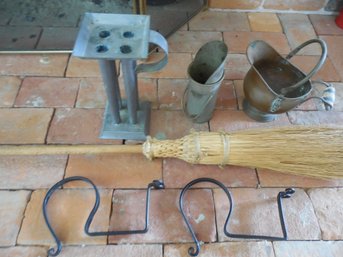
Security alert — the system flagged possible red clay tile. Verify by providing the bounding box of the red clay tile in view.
[274,241,343,257]
[224,54,250,80]
[158,78,187,110]
[47,108,122,144]
[66,57,101,77]
[189,11,250,32]
[279,14,321,55]
[18,189,112,246]
[167,31,222,53]
[0,76,21,107]
[164,241,274,257]
[288,110,343,125]
[15,77,80,107]
[77,77,158,109]
[257,168,343,188]
[0,246,48,257]
[120,77,158,108]
[209,0,262,9]
[264,0,326,11]
[321,36,343,81]
[214,188,321,241]
[224,31,290,54]
[0,155,67,189]
[108,189,216,243]
[293,99,318,111]
[0,191,30,246]
[210,110,290,132]
[308,188,343,240]
[139,53,192,79]
[215,80,238,110]
[65,153,162,189]
[248,13,283,32]
[310,15,343,35]
[0,108,53,144]
[76,77,157,109]
[163,159,258,188]
[0,54,69,77]
[57,245,162,257]
[288,55,341,82]
[150,110,209,139]
[76,78,106,108]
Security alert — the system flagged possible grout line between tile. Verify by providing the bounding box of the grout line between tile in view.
[285,112,292,124]
[185,12,190,31]
[15,190,33,246]
[12,76,25,108]
[162,243,165,257]
[106,189,116,245]
[33,28,44,50]
[210,188,219,243]
[275,12,285,34]
[271,241,278,257]
[156,78,160,110]
[255,168,262,188]
[63,54,72,78]
[246,12,252,32]
[277,13,293,51]
[307,14,319,38]
[62,155,70,182]
[232,80,240,111]
[73,78,82,108]
[6,17,12,26]
[161,158,165,186]
[44,108,56,144]
[304,188,325,240]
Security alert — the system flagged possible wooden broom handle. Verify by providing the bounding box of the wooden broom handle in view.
[0,144,142,156]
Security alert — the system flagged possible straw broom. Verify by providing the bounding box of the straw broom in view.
[0,126,342,179]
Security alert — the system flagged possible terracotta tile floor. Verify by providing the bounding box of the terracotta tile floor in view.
[0,10,343,257]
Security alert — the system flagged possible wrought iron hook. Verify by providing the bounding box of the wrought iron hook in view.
[43,176,164,256]
[179,177,295,257]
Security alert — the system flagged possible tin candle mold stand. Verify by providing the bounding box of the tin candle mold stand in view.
[42,176,165,256]
[179,177,295,257]
[73,13,168,140]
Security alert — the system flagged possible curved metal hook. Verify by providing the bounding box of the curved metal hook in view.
[179,177,295,257]
[43,176,164,256]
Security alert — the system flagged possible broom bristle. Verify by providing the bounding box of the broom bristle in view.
[143,126,343,179]
[228,126,343,179]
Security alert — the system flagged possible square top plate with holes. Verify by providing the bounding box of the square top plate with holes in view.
[73,13,150,60]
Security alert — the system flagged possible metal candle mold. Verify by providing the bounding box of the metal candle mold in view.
[73,13,168,140]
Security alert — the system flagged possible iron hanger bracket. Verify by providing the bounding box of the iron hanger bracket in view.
[179,177,295,257]
[43,176,164,256]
